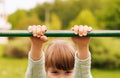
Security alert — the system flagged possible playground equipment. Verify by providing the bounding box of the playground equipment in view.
[0,30,120,37]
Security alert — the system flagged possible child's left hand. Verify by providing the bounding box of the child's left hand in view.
[72,25,92,59]
[72,25,92,47]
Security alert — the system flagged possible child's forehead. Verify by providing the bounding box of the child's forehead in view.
[47,67,74,71]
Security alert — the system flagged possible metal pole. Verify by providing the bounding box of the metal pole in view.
[0,30,120,37]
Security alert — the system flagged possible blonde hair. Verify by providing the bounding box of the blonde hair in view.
[44,39,75,71]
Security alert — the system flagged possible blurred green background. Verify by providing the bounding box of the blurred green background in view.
[0,0,120,78]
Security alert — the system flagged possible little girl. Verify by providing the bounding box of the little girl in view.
[25,25,92,78]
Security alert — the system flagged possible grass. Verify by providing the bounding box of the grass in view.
[92,69,120,78]
[0,57,28,78]
[0,44,7,57]
[0,57,120,78]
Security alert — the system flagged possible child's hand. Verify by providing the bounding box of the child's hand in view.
[72,25,92,59]
[28,25,48,61]
[28,25,48,45]
[72,25,92,47]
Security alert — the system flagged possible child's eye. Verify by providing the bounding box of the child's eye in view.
[52,71,58,74]
[66,71,71,73]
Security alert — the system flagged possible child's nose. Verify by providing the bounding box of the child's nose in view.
[59,76,65,78]
[59,75,66,78]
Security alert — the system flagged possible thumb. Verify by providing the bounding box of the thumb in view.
[40,36,48,42]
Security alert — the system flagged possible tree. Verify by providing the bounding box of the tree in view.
[69,9,98,29]
[49,13,62,30]
[53,0,82,29]
[8,9,42,30]
[33,3,53,22]
[53,0,103,29]
[8,10,28,29]
[97,0,120,29]
[17,15,42,30]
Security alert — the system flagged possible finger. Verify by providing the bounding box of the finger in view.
[41,25,47,35]
[74,25,79,34]
[88,26,93,31]
[36,25,42,36]
[28,26,33,32]
[40,36,48,42]
[83,25,89,36]
[32,25,37,37]
[36,27,41,38]
[37,35,41,38]
[79,25,84,36]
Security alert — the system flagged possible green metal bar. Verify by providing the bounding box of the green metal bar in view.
[0,30,120,37]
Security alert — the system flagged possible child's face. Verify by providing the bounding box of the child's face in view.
[47,67,74,78]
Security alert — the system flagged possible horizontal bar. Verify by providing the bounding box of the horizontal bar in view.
[0,30,120,37]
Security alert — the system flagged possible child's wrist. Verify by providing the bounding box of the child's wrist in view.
[77,45,89,50]
[30,44,43,61]
[31,42,43,47]
[78,47,89,53]
[30,50,43,61]
[77,51,89,60]
[77,47,90,60]
[31,43,43,52]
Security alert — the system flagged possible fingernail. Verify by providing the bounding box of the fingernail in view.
[75,32,77,35]
[28,30,32,32]
[33,34,37,36]
[83,33,87,36]
[79,34,82,37]
[37,35,40,38]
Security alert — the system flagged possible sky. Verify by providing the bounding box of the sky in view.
[1,0,54,14]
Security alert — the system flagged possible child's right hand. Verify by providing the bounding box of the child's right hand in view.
[28,25,47,61]
[28,25,48,45]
